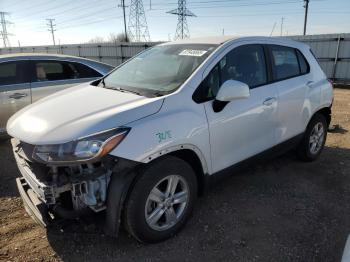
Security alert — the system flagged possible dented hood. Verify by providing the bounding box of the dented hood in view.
[7,84,163,145]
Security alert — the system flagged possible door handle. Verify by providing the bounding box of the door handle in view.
[306,81,314,87]
[263,97,277,106]
[9,93,28,99]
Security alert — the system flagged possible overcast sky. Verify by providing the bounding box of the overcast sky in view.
[0,0,349,47]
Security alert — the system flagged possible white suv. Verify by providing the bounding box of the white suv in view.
[7,36,333,243]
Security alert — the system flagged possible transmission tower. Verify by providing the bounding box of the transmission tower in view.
[167,0,196,40]
[46,18,56,46]
[0,12,12,47]
[128,0,150,42]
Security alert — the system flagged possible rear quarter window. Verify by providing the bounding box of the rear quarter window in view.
[296,50,310,74]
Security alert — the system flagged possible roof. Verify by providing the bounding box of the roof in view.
[161,36,240,45]
[0,53,82,59]
[161,35,308,49]
[0,53,114,74]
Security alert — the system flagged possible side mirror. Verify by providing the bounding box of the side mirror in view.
[215,80,250,102]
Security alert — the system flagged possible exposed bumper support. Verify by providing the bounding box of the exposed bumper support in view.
[16,177,50,227]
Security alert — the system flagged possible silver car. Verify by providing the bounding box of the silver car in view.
[0,53,114,134]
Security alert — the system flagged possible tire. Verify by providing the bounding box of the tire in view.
[297,113,328,162]
[124,155,198,243]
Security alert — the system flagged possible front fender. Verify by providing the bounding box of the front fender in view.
[141,143,209,174]
[109,95,212,174]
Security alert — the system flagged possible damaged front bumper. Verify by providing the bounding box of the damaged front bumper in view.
[16,177,50,227]
[12,138,113,227]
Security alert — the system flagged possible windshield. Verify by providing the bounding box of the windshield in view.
[102,44,218,97]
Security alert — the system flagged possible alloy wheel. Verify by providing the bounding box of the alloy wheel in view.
[309,122,325,155]
[145,175,189,231]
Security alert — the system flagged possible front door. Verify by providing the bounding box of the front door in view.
[196,44,278,173]
[0,61,31,132]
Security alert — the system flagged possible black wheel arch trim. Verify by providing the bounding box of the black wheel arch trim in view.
[104,157,144,238]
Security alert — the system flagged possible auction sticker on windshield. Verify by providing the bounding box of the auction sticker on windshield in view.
[179,49,208,57]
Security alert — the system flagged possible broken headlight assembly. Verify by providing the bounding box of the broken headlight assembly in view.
[32,127,130,164]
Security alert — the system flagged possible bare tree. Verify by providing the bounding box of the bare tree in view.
[108,32,129,43]
[87,36,105,43]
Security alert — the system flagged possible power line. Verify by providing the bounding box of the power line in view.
[57,15,123,31]
[303,0,310,35]
[128,0,151,41]
[46,18,56,46]
[167,0,196,40]
[55,6,117,26]
[152,0,305,11]
[16,5,119,32]
[0,12,12,47]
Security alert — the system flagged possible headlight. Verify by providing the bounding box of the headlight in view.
[32,128,130,164]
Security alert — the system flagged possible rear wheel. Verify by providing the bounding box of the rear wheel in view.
[124,156,197,243]
[297,113,328,161]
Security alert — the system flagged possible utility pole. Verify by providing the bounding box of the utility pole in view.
[303,0,310,35]
[0,12,12,47]
[270,22,277,37]
[128,0,150,42]
[167,0,196,40]
[280,17,284,36]
[119,0,128,41]
[46,18,56,46]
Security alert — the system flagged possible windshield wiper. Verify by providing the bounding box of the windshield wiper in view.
[118,87,143,96]
[103,85,143,96]
[151,91,165,97]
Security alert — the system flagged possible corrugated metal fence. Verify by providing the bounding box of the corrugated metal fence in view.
[0,42,160,66]
[291,33,350,83]
[0,33,349,83]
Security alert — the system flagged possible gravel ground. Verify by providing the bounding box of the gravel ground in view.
[1,88,350,262]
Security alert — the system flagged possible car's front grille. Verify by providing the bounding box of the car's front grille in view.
[12,139,56,204]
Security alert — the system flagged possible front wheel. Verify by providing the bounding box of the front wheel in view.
[297,113,328,161]
[124,156,197,243]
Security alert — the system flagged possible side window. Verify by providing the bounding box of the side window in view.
[194,64,220,102]
[73,62,102,78]
[34,61,78,82]
[0,61,27,86]
[296,50,309,74]
[270,45,300,80]
[193,45,267,103]
[224,45,267,88]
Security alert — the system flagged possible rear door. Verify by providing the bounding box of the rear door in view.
[30,60,102,102]
[0,61,31,132]
[267,45,313,143]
